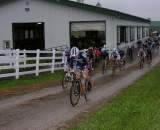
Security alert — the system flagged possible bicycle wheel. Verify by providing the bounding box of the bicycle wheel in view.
[139,59,144,69]
[85,80,92,92]
[112,61,117,76]
[62,72,72,90]
[102,61,105,74]
[70,81,80,107]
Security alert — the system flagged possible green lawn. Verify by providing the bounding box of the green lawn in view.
[70,65,160,130]
[0,71,64,91]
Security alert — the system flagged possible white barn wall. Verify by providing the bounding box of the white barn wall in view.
[0,0,150,50]
[0,0,50,49]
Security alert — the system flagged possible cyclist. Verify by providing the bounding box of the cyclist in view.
[146,43,152,64]
[101,47,109,73]
[88,47,94,62]
[87,47,94,70]
[64,47,71,71]
[118,48,126,66]
[138,46,146,68]
[70,47,80,69]
[101,47,109,60]
[76,50,88,71]
[110,48,120,61]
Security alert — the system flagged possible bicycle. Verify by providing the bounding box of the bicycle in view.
[118,57,126,70]
[102,59,107,74]
[62,68,74,90]
[139,56,145,69]
[102,56,110,75]
[146,52,152,67]
[109,58,118,77]
[70,69,92,107]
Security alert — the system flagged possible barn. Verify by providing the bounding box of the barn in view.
[0,0,150,50]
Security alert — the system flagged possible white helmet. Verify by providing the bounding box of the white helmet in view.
[70,47,79,57]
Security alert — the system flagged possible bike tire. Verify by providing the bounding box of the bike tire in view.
[85,80,92,92]
[62,74,69,90]
[102,61,105,74]
[70,81,80,107]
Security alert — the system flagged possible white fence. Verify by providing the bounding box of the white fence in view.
[0,49,66,79]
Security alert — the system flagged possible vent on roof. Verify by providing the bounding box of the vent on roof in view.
[96,2,102,7]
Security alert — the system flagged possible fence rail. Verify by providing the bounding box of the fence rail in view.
[0,49,66,79]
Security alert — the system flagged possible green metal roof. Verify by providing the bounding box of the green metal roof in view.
[46,0,150,23]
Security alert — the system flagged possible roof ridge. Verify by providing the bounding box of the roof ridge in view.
[47,0,150,23]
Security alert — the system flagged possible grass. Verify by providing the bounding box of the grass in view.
[0,71,64,91]
[70,65,160,130]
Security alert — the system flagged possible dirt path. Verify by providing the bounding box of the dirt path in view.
[0,55,160,130]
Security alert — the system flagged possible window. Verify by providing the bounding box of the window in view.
[130,27,135,41]
[142,27,145,38]
[117,26,127,45]
[3,40,10,49]
[137,27,141,39]
[30,30,34,39]
[126,27,130,43]
[146,27,149,37]
[120,26,127,43]
[117,26,120,45]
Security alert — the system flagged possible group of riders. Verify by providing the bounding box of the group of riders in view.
[64,37,159,73]
[62,37,159,106]
[137,38,159,68]
[64,46,125,73]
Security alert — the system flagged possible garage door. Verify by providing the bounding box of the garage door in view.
[71,21,106,31]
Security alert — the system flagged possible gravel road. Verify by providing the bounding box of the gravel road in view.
[0,55,160,130]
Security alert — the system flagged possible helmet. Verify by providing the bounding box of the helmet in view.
[70,47,79,57]
[101,47,106,52]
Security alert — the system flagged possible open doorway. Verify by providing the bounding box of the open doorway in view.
[70,21,106,49]
[12,22,45,50]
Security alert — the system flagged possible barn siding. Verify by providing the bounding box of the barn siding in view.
[0,0,150,50]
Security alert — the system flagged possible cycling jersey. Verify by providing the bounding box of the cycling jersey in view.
[118,50,125,59]
[111,50,119,59]
[64,48,70,63]
[76,52,88,70]
[88,49,94,61]
[101,48,109,60]
[138,49,146,58]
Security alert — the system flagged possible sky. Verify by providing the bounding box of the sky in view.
[72,0,159,21]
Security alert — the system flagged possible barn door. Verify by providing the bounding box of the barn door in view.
[12,23,45,50]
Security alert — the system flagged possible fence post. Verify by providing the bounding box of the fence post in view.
[9,50,12,67]
[62,51,67,71]
[23,49,26,66]
[36,49,40,76]
[15,49,20,79]
[51,49,55,73]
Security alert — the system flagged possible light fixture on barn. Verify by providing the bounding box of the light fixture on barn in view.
[37,22,42,25]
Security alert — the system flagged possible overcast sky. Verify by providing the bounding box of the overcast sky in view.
[73,0,159,21]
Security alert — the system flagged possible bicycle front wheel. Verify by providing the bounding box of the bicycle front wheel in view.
[85,80,92,93]
[62,74,70,90]
[102,61,106,74]
[70,81,80,107]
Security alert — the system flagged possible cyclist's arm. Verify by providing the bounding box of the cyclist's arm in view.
[138,51,140,57]
[143,51,146,57]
